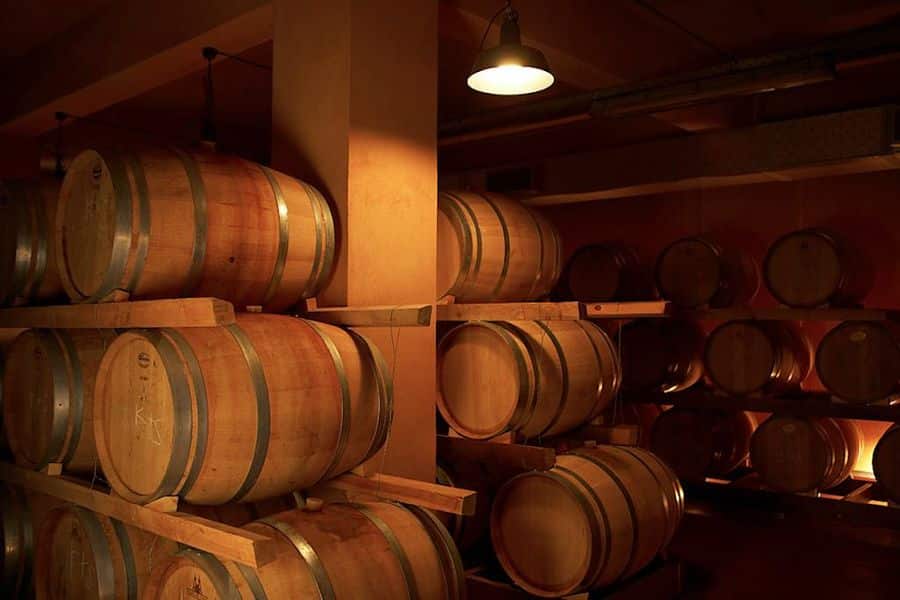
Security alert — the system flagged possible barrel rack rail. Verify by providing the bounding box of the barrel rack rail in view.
[0,297,474,569]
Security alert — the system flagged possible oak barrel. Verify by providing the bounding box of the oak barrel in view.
[437,319,620,440]
[56,148,335,310]
[750,415,861,492]
[438,191,561,302]
[491,445,683,597]
[3,328,115,472]
[816,321,900,404]
[35,505,178,600]
[619,319,705,393]
[144,502,465,599]
[873,426,900,503]
[655,236,759,308]
[94,313,392,504]
[0,176,63,306]
[1,486,61,598]
[559,243,654,302]
[764,228,869,308]
[704,320,811,396]
[650,408,758,482]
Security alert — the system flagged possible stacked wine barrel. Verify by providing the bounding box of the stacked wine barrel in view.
[490,445,683,597]
[1,485,62,598]
[437,319,621,440]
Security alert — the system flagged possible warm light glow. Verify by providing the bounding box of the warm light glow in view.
[467,64,554,96]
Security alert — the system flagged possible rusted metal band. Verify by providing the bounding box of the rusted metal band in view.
[443,191,483,299]
[73,508,117,600]
[260,518,336,600]
[533,321,570,436]
[554,463,612,590]
[55,330,85,468]
[476,192,511,300]
[163,328,208,497]
[171,148,207,297]
[347,329,394,463]
[304,320,351,479]
[178,548,240,599]
[402,503,467,600]
[111,519,138,600]
[615,446,680,547]
[24,182,49,301]
[1,182,31,303]
[237,563,270,600]
[573,321,621,422]
[0,485,31,590]
[296,180,335,300]
[258,166,290,306]
[83,153,135,302]
[34,330,74,470]
[355,504,419,600]
[226,324,270,502]
[141,330,194,501]
[438,193,474,298]
[521,206,546,300]
[122,153,151,294]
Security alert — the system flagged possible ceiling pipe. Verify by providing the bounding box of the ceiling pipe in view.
[439,20,900,145]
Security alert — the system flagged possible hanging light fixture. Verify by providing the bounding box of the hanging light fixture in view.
[467,2,554,96]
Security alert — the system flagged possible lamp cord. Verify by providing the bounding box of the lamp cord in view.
[478,0,513,50]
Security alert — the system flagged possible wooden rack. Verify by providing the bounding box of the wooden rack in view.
[0,462,474,567]
[0,299,433,329]
[465,559,682,599]
[687,472,900,532]
[632,389,900,422]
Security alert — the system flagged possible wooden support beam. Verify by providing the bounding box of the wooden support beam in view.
[304,304,432,327]
[0,298,235,329]
[272,0,437,481]
[526,106,900,206]
[436,301,671,322]
[315,473,476,516]
[0,0,272,135]
[0,462,276,568]
[437,435,556,476]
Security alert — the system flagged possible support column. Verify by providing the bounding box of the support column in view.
[272,0,437,480]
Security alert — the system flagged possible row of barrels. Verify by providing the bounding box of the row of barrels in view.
[559,230,870,309]
[620,318,900,405]
[439,445,684,598]
[631,405,900,500]
[4,158,562,308]
[1,486,464,599]
[1,313,393,505]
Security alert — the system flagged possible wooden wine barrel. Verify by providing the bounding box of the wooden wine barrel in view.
[437,319,620,440]
[3,328,115,472]
[35,505,178,600]
[437,191,561,302]
[764,228,868,308]
[704,320,811,396]
[655,236,759,308]
[491,445,683,597]
[560,243,653,302]
[1,486,62,597]
[56,148,335,310]
[873,425,900,503]
[0,176,63,306]
[435,463,489,553]
[816,321,900,404]
[144,502,465,599]
[619,319,704,393]
[94,313,392,504]
[650,408,758,482]
[750,415,861,492]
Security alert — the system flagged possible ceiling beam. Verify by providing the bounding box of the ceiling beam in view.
[0,0,272,135]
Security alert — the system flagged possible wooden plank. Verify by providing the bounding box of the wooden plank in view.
[0,462,276,568]
[304,304,432,327]
[525,106,900,206]
[0,298,235,329]
[437,301,584,321]
[690,306,894,321]
[315,472,476,516]
[583,301,672,319]
[437,435,556,474]
[633,389,900,422]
